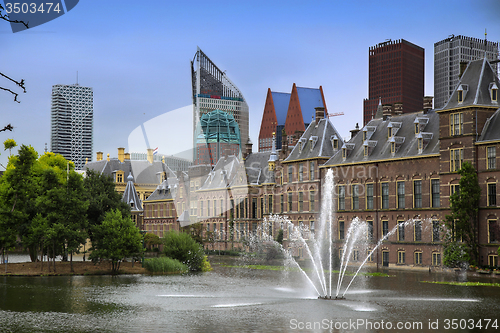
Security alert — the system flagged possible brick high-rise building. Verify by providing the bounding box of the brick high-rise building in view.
[363,39,424,125]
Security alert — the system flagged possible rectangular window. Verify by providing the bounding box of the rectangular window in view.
[487,146,497,170]
[288,192,293,212]
[352,184,359,210]
[288,165,293,183]
[398,251,405,264]
[382,220,389,237]
[339,221,345,240]
[338,185,345,210]
[252,198,257,218]
[450,112,463,136]
[431,179,440,207]
[366,183,374,209]
[432,253,441,266]
[397,181,405,208]
[413,180,422,208]
[488,183,497,206]
[268,195,273,214]
[382,251,389,267]
[230,199,234,219]
[366,250,373,262]
[432,221,440,242]
[367,220,373,241]
[414,252,422,265]
[280,194,284,213]
[299,163,303,182]
[221,199,224,217]
[489,220,498,243]
[450,148,464,172]
[309,191,315,211]
[488,255,498,267]
[298,191,303,212]
[451,184,460,197]
[309,221,315,236]
[414,220,422,241]
[207,201,211,217]
[398,220,405,241]
[309,161,314,180]
[381,183,389,209]
[214,200,217,216]
[353,249,359,261]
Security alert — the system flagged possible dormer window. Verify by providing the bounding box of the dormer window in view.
[387,122,401,139]
[363,130,367,141]
[414,123,419,135]
[363,140,377,157]
[457,84,468,103]
[389,136,405,156]
[331,135,339,150]
[341,143,355,161]
[489,82,498,102]
[418,137,423,151]
[388,127,392,139]
[342,147,347,160]
[391,141,395,154]
[364,146,368,157]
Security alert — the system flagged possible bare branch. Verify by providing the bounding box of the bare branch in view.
[0,124,14,132]
[0,4,29,29]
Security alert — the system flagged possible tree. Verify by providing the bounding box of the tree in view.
[444,161,481,267]
[163,231,206,271]
[83,169,131,244]
[3,138,16,156]
[89,209,143,274]
[144,233,161,251]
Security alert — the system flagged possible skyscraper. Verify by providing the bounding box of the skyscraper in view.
[191,48,249,163]
[434,34,499,109]
[50,84,93,170]
[363,39,424,125]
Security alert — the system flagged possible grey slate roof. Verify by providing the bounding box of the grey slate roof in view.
[84,159,177,186]
[121,173,143,211]
[324,111,440,166]
[478,108,500,143]
[198,152,273,191]
[442,57,500,110]
[144,180,174,202]
[285,117,343,162]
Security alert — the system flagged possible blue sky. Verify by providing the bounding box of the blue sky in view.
[1,0,499,167]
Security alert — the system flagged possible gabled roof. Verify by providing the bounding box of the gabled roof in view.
[145,180,174,201]
[285,117,343,162]
[478,108,500,143]
[272,91,291,125]
[296,87,326,123]
[442,57,500,110]
[121,173,143,211]
[323,111,440,166]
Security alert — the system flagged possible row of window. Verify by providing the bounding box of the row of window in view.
[337,220,441,242]
[337,179,440,211]
[283,161,316,183]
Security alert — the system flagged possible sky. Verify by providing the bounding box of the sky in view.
[1,0,499,168]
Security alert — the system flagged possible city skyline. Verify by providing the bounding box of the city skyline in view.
[1,0,499,168]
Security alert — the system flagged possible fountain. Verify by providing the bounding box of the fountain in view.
[250,168,432,300]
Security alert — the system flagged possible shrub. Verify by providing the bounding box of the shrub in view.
[163,231,207,271]
[143,257,188,273]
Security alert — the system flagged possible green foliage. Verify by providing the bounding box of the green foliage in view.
[444,161,481,266]
[200,255,212,272]
[3,138,16,155]
[275,229,283,244]
[89,209,143,274]
[143,257,188,273]
[163,231,207,271]
[442,237,471,268]
[144,233,161,250]
[83,169,131,243]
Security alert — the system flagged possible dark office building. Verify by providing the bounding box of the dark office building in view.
[363,39,424,125]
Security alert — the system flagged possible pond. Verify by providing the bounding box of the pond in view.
[1,257,499,332]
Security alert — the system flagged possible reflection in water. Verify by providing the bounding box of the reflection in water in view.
[1,263,500,333]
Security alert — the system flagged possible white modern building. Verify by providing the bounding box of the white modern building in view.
[434,34,499,109]
[50,84,93,170]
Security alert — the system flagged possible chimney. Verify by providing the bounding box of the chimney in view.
[124,152,130,160]
[118,147,125,162]
[147,148,154,163]
[96,151,103,161]
[315,106,325,121]
[423,96,433,114]
[350,123,360,139]
[382,104,393,120]
[459,61,468,78]
[394,102,403,115]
